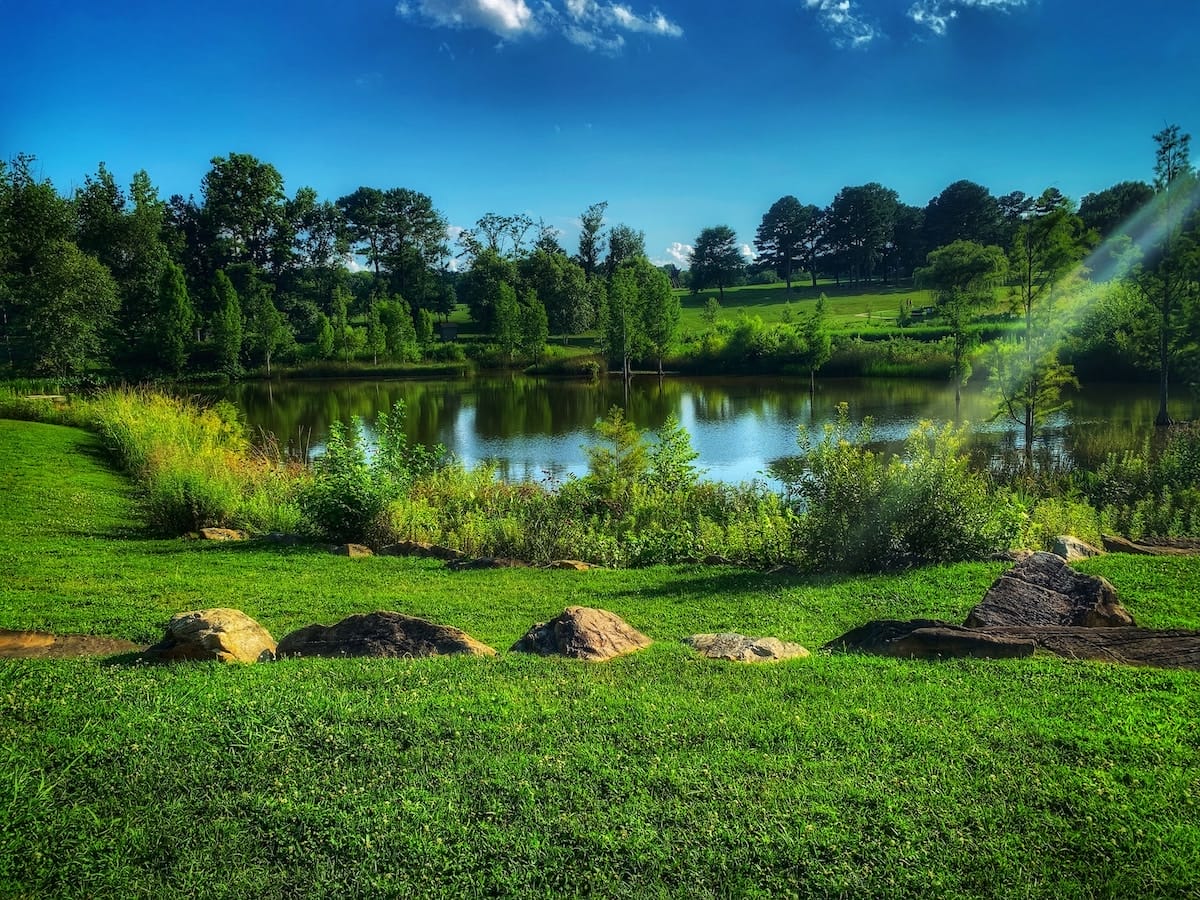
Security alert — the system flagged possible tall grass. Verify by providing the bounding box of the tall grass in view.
[1,387,303,534]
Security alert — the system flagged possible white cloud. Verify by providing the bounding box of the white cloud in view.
[907,0,1027,36]
[740,243,756,261]
[663,242,693,267]
[396,0,538,38]
[803,0,878,48]
[398,0,682,50]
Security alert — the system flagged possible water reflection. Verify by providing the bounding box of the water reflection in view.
[219,376,1195,485]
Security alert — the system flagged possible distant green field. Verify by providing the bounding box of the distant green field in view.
[2,419,1199,897]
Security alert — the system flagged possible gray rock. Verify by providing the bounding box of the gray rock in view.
[824,619,1036,660]
[1051,535,1104,562]
[965,551,1134,628]
[685,633,810,662]
[276,611,495,659]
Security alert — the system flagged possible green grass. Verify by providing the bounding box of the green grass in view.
[2,419,1199,897]
[677,280,1016,336]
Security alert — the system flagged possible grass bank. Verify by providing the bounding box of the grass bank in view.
[1,418,1199,897]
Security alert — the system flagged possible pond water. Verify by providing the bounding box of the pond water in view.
[220,375,1197,485]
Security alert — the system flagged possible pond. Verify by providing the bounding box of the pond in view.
[219,375,1196,485]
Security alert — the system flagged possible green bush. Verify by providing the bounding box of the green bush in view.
[1088,424,1200,538]
[772,405,1019,571]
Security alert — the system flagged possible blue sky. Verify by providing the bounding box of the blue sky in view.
[3,0,1196,268]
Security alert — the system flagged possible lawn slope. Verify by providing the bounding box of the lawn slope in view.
[1,419,1198,898]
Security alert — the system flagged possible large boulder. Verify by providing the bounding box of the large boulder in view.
[965,551,1134,628]
[685,633,810,662]
[145,608,276,663]
[276,611,495,659]
[824,619,1036,660]
[511,606,651,661]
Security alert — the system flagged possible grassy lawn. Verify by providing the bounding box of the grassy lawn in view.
[2,419,1199,897]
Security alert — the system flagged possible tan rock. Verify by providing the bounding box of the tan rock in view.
[544,559,599,571]
[198,527,248,541]
[511,606,651,661]
[333,543,373,557]
[145,608,276,663]
[686,633,810,662]
[0,629,143,659]
[276,611,495,658]
[379,540,465,560]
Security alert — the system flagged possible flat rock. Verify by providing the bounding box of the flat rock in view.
[198,527,248,541]
[0,629,144,659]
[1052,535,1104,562]
[543,559,599,571]
[145,608,276,663]
[276,611,495,659]
[965,551,1134,628]
[977,626,1200,669]
[333,543,373,557]
[824,619,1036,660]
[446,556,530,570]
[1101,534,1200,556]
[379,540,465,561]
[511,606,652,661]
[262,532,304,545]
[685,633,810,662]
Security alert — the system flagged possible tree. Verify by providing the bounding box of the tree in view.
[585,406,648,498]
[825,183,900,285]
[922,180,1002,251]
[156,260,193,374]
[605,224,645,277]
[754,196,816,292]
[378,297,420,362]
[576,201,607,279]
[518,289,549,360]
[998,188,1090,466]
[518,249,592,342]
[200,153,288,271]
[379,187,447,306]
[211,270,242,377]
[314,313,334,359]
[24,241,120,376]
[915,241,1007,415]
[244,280,290,375]
[336,187,387,279]
[493,281,521,362]
[459,248,517,331]
[631,257,678,374]
[689,226,742,299]
[801,293,832,393]
[600,265,645,377]
[1079,180,1154,239]
[1128,124,1198,426]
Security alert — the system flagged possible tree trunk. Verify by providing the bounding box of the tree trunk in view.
[1157,302,1172,426]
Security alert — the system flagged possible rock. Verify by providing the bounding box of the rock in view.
[703,554,734,566]
[965,551,1134,629]
[989,549,1035,563]
[276,611,495,659]
[1101,534,1200,556]
[263,532,304,545]
[0,629,143,659]
[446,556,530,570]
[145,608,276,663]
[685,633,810,662]
[824,619,1037,660]
[511,606,652,661]
[198,527,248,541]
[976,626,1200,670]
[333,543,373,557]
[1051,535,1104,562]
[543,559,598,571]
[379,540,465,561]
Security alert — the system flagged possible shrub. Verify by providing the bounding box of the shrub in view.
[773,405,1019,571]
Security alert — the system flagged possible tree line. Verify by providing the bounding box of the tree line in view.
[1,126,1196,419]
